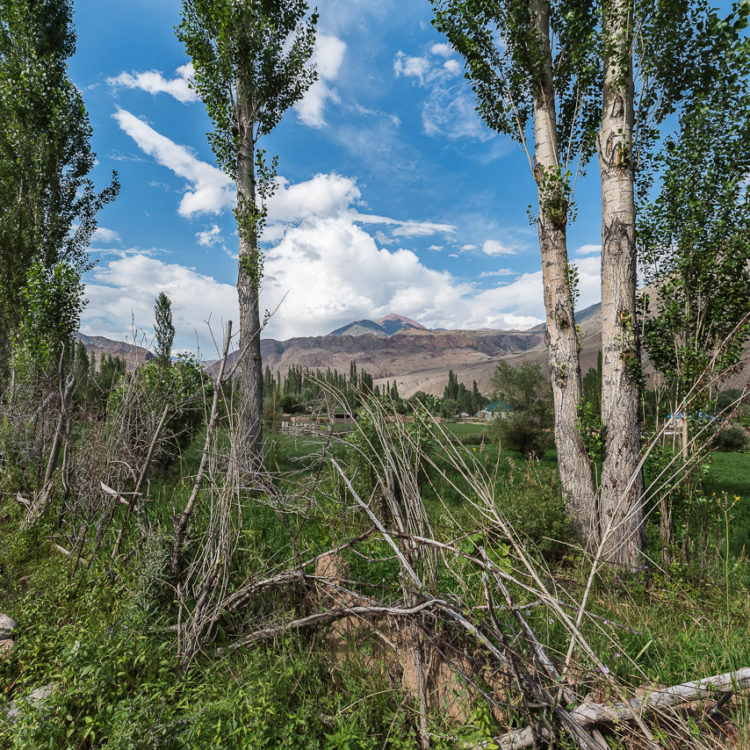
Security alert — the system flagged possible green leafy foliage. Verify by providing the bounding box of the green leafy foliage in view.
[0,0,118,362]
[489,362,553,457]
[10,259,84,378]
[153,292,175,367]
[176,0,316,257]
[638,2,750,405]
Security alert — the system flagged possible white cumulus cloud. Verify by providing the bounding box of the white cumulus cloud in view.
[80,170,600,346]
[82,253,238,353]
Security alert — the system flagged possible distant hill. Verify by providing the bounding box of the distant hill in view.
[329,319,388,337]
[329,313,428,337]
[375,313,427,335]
[74,332,153,370]
[239,326,545,394]
[381,303,604,397]
[528,301,601,333]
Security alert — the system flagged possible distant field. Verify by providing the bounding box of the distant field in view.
[443,421,491,438]
[705,451,750,556]
[707,451,750,498]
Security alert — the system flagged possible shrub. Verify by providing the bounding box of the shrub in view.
[489,411,553,457]
[109,354,209,468]
[494,460,574,559]
[714,425,749,452]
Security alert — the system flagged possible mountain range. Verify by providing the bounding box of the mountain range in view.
[79,302,745,399]
[73,305,607,396]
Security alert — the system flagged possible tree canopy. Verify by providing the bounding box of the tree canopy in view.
[0,0,119,363]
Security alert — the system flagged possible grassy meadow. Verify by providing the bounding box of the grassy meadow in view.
[2,410,749,748]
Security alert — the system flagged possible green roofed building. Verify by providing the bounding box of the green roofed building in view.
[477,401,513,420]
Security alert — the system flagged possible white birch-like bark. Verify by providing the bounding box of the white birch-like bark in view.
[597,0,645,568]
[530,0,598,546]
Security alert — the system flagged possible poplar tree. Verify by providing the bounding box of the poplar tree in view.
[154,292,175,367]
[431,0,601,543]
[0,0,119,366]
[638,4,750,408]
[177,0,317,470]
[431,0,720,565]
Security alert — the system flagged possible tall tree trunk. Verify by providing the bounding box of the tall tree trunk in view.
[530,0,598,546]
[597,0,644,568]
[236,94,263,471]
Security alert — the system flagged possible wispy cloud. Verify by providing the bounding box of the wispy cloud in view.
[575,243,601,256]
[295,34,347,128]
[482,239,515,256]
[196,224,222,247]
[393,51,431,83]
[113,108,233,217]
[107,63,197,104]
[92,227,121,245]
[393,44,492,142]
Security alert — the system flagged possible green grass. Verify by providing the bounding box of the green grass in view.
[442,421,491,439]
[705,451,750,559]
[705,451,750,498]
[3,424,750,748]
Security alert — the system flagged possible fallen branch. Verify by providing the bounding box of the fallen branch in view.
[481,668,750,750]
[232,599,443,648]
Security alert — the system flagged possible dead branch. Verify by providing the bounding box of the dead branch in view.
[479,668,750,750]
[171,320,232,582]
[111,400,171,559]
[22,371,75,528]
[233,600,443,648]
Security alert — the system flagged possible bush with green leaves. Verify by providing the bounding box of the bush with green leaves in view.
[109,354,209,469]
[489,410,553,458]
[489,362,554,458]
[714,425,749,453]
[493,459,574,559]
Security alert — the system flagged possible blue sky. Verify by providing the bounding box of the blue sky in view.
[70,0,608,354]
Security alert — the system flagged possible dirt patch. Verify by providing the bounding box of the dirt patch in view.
[311,553,508,724]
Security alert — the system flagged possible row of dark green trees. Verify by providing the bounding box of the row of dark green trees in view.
[262,362,490,419]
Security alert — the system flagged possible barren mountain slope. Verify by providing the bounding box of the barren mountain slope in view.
[259,327,544,383]
[74,333,153,370]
